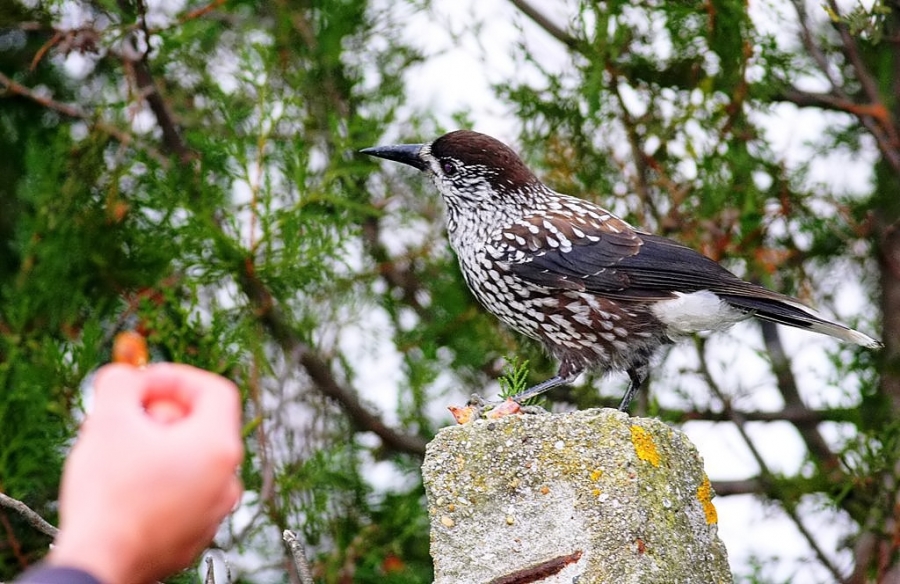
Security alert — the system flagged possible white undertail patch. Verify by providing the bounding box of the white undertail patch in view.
[651,290,749,335]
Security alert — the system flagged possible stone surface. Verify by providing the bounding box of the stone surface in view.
[422,408,731,584]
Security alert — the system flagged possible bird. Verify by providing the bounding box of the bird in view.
[361,130,882,411]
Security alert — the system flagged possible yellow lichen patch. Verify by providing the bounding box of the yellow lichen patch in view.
[630,425,660,467]
[696,475,718,524]
[589,469,603,481]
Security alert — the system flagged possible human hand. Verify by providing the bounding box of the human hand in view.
[48,363,244,584]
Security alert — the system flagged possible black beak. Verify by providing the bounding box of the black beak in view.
[360,143,427,171]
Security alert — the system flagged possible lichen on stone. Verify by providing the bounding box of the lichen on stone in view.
[629,424,660,467]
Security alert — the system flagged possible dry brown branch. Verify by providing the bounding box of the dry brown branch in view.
[759,321,844,475]
[660,404,857,424]
[179,0,227,23]
[282,530,315,584]
[711,478,763,497]
[0,492,58,538]
[237,259,428,456]
[0,71,167,164]
[507,0,578,50]
[694,336,844,581]
[786,0,900,175]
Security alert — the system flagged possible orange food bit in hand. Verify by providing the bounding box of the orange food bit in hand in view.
[112,331,184,423]
[112,331,149,367]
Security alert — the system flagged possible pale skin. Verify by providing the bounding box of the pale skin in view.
[47,363,244,584]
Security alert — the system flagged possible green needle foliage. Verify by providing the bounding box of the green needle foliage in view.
[497,357,530,399]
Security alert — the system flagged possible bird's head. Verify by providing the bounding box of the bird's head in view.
[361,130,541,210]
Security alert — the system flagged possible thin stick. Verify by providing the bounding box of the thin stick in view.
[282,530,315,584]
[0,493,58,538]
[204,556,216,584]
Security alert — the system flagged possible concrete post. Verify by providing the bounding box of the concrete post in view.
[422,408,731,584]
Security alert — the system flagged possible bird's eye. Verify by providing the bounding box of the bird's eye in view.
[442,161,457,175]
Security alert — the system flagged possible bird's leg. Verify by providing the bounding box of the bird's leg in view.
[508,359,583,404]
[508,375,568,403]
[617,368,646,412]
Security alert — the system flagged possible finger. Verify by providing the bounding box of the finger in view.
[91,364,146,418]
[138,364,244,470]
[143,364,242,435]
[225,475,243,514]
[94,364,192,425]
[145,399,190,423]
[135,364,231,428]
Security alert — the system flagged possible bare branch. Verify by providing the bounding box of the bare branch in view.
[825,0,884,117]
[786,0,900,175]
[178,0,227,24]
[204,556,216,584]
[282,530,315,584]
[237,260,428,456]
[0,71,167,165]
[660,404,857,425]
[506,0,578,50]
[759,321,845,475]
[0,492,58,538]
[789,0,844,91]
[711,478,762,497]
[609,73,653,218]
[775,86,862,112]
[694,337,845,581]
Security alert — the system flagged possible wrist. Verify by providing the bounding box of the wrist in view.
[46,533,133,584]
[19,566,105,584]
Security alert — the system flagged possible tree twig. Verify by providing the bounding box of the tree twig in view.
[659,404,857,424]
[759,321,844,476]
[0,71,167,165]
[237,259,428,456]
[114,0,195,164]
[0,493,59,538]
[282,530,315,584]
[694,337,845,581]
[710,478,763,496]
[506,0,579,50]
[786,0,900,175]
[204,556,216,584]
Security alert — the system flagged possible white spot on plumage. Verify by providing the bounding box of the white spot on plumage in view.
[573,314,593,327]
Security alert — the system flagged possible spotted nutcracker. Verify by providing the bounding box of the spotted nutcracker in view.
[362,130,882,411]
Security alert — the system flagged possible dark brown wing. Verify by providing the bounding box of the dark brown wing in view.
[490,209,643,294]
[494,210,791,303]
[491,209,880,346]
